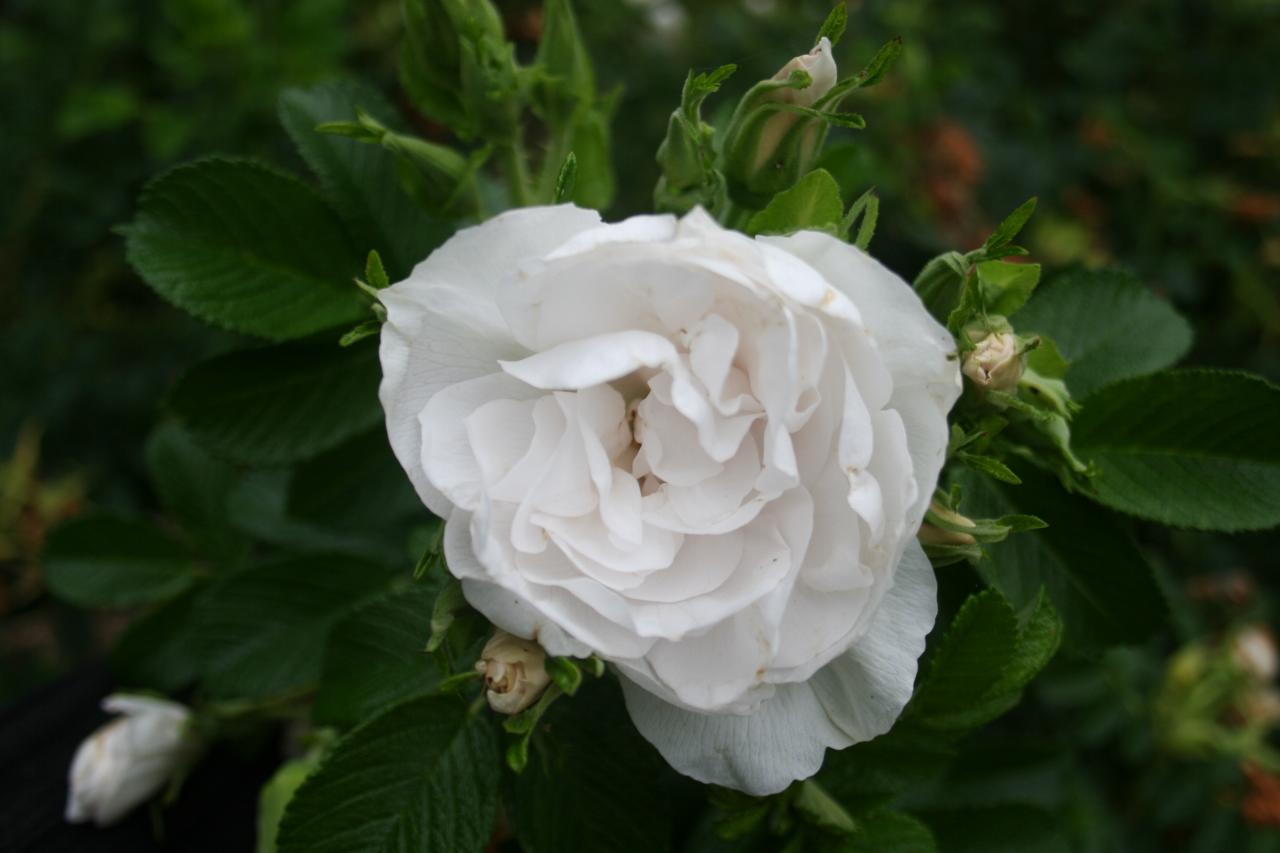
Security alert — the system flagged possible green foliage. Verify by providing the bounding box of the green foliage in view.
[842,810,936,852]
[746,169,844,236]
[955,468,1166,653]
[913,589,1061,731]
[145,421,246,561]
[43,515,194,607]
[1073,370,1280,531]
[111,589,205,692]
[973,260,1041,319]
[168,339,381,466]
[278,696,499,853]
[510,679,675,853]
[816,4,849,47]
[258,747,329,853]
[1015,269,1193,397]
[192,554,395,700]
[123,158,365,340]
[278,81,451,281]
[313,584,442,728]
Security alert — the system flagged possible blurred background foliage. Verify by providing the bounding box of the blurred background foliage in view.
[2,0,1278,848]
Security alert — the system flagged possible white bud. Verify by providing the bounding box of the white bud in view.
[65,694,194,827]
[1232,625,1278,681]
[475,630,551,714]
[771,37,838,107]
[963,332,1024,392]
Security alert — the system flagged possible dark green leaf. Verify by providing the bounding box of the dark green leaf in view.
[746,169,843,236]
[511,679,674,853]
[1014,268,1192,397]
[278,82,450,281]
[920,805,1068,853]
[169,339,381,466]
[123,158,364,340]
[912,590,1019,727]
[112,587,204,691]
[145,421,245,561]
[278,696,499,853]
[193,553,395,699]
[954,467,1166,652]
[313,584,441,728]
[1073,369,1280,531]
[287,429,424,535]
[43,515,194,608]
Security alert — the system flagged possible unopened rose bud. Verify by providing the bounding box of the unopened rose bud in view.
[65,694,194,827]
[918,500,977,546]
[722,38,838,207]
[475,630,551,714]
[1232,626,1278,682]
[963,332,1024,392]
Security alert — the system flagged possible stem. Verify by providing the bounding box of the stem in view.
[502,129,534,208]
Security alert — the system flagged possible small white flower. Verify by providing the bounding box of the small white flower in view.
[1233,626,1278,682]
[963,331,1024,391]
[65,694,194,827]
[476,630,552,714]
[380,205,961,794]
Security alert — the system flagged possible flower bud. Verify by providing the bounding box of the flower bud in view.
[475,630,551,714]
[1232,626,1278,682]
[65,694,194,827]
[721,38,838,208]
[918,500,978,546]
[963,331,1025,392]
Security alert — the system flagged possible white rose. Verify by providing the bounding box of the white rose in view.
[380,205,961,794]
[65,694,194,827]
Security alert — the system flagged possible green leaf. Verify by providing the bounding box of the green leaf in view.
[193,553,395,699]
[278,82,450,281]
[124,158,364,340]
[1013,268,1192,397]
[287,429,424,536]
[816,3,848,46]
[1073,369,1280,531]
[926,590,1063,730]
[746,169,843,236]
[169,339,381,466]
[258,750,328,853]
[842,810,937,853]
[510,679,674,853]
[957,452,1022,484]
[145,421,246,561]
[983,197,1037,252]
[112,587,205,692]
[553,151,578,204]
[817,725,956,804]
[920,805,1068,853]
[313,584,442,728]
[954,467,1166,653]
[975,260,1041,318]
[278,696,499,853]
[912,590,1019,727]
[426,579,468,654]
[43,515,194,608]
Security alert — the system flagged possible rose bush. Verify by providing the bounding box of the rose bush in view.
[379,204,961,794]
